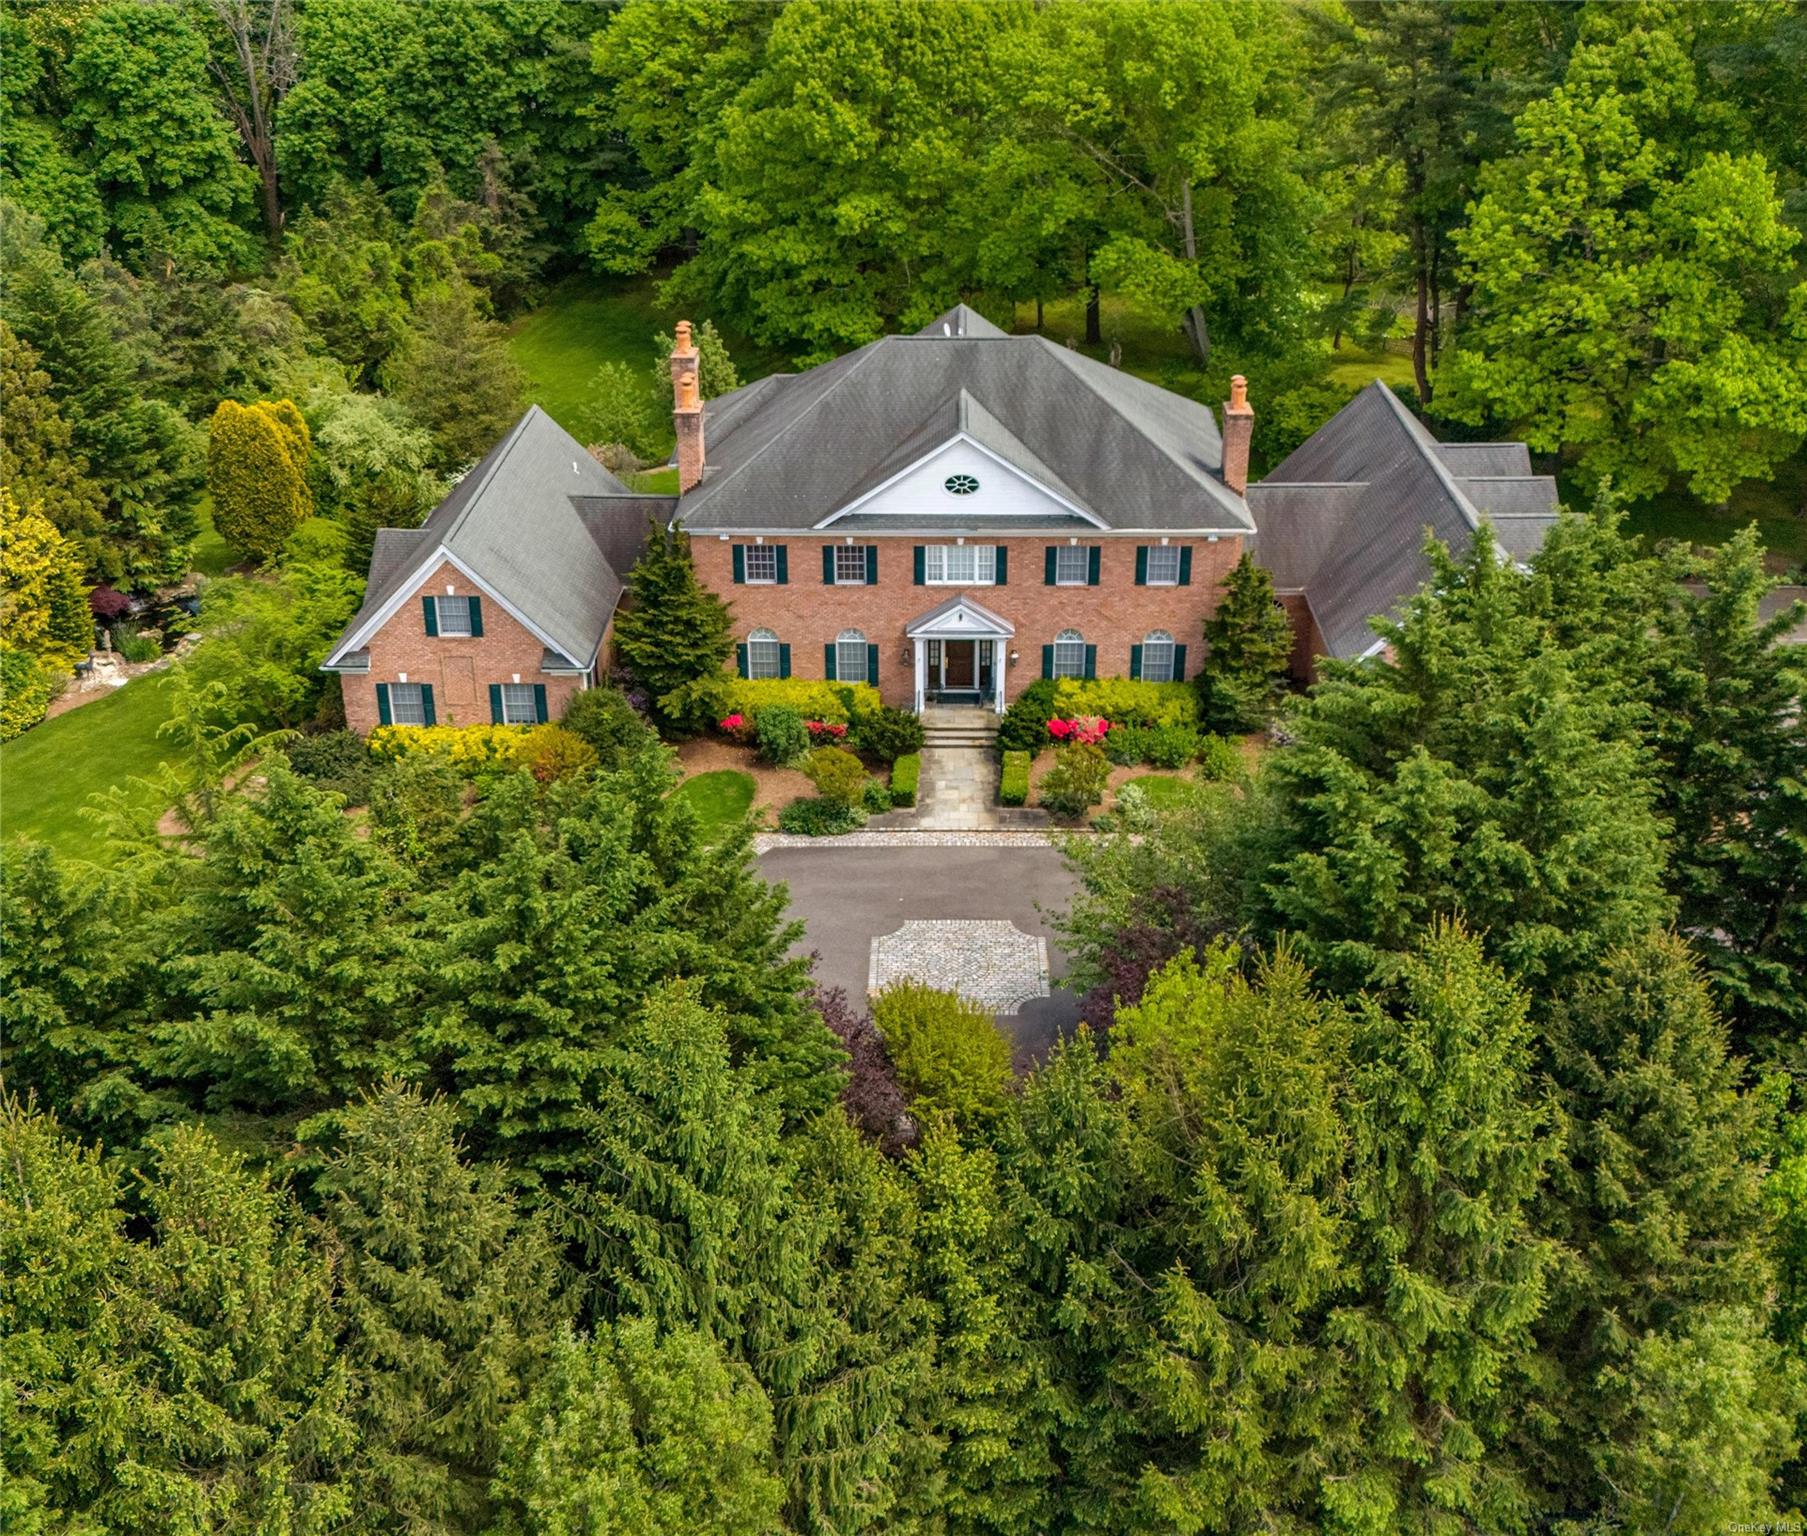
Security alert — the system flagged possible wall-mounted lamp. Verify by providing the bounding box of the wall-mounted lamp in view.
[1008,650,1020,665]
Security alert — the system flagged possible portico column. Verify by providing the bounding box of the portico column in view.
[913,638,926,713]
[993,637,1007,713]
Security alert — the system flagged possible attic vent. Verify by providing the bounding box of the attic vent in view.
[943,473,979,496]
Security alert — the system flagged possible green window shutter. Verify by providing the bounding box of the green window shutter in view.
[1083,645,1097,680]
[467,595,484,635]
[823,545,837,584]
[736,644,749,678]
[1087,546,1101,585]
[421,684,437,725]
[824,643,838,680]
[422,596,438,635]
[732,545,746,583]
[866,643,879,684]
[994,546,1007,585]
[1171,643,1188,679]
[376,684,392,726]
[1041,645,1054,680]
[1129,644,1143,680]
[1044,547,1058,585]
[865,545,878,583]
[1178,547,1193,586]
[913,546,926,585]
[775,546,789,584]
[533,685,548,723]
[488,684,503,723]
[777,643,791,678]
[1134,546,1148,586]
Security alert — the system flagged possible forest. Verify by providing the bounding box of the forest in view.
[2,1,1806,1533]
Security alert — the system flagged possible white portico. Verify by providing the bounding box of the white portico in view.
[905,594,1014,713]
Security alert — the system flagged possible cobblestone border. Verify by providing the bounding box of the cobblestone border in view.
[868,920,1052,1014]
[755,830,1071,851]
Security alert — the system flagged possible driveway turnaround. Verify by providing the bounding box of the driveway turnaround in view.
[758,843,1085,1064]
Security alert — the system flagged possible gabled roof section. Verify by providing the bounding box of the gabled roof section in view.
[675,331,1252,533]
[325,407,636,670]
[906,592,1015,637]
[1249,381,1560,659]
[915,304,1008,339]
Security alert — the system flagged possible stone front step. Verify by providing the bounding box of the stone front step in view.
[923,732,999,748]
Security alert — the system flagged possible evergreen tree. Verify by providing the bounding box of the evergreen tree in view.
[207,397,313,563]
[379,278,525,471]
[1105,944,1352,1531]
[1649,530,1807,1059]
[1196,551,1293,733]
[612,519,735,734]
[0,491,92,664]
[312,1082,569,1536]
[0,319,106,556]
[1527,933,1782,1522]
[486,1319,786,1536]
[1324,923,1555,1532]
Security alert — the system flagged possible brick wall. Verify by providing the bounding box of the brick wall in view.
[339,558,588,733]
[689,534,1244,708]
[1279,592,1326,685]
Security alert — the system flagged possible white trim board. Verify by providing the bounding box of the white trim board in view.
[815,433,1111,530]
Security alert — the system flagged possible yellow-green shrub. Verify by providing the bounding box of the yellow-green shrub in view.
[368,723,532,770]
[721,678,880,728]
[872,981,1014,1128]
[1052,677,1197,728]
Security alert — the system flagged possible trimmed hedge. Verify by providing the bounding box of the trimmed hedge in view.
[890,752,920,807]
[1052,677,1197,728]
[722,677,881,728]
[367,723,597,781]
[999,750,1030,807]
[997,679,1058,755]
[778,797,865,836]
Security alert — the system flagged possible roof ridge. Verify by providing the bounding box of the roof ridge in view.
[1032,337,1247,523]
[682,338,895,505]
[1370,382,1484,533]
[440,406,543,544]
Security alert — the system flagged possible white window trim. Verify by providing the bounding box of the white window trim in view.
[743,546,779,585]
[435,594,473,636]
[923,544,998,586]
[1054,546,1090,587]
[389,682,428,726]
[1141,631,1176,684]
[747,627,782,680]
[836,629,868,682]
[499,682,537,725]
[833,546,868,585]
[1052,629,1086,680]
[1144,547,1182,587]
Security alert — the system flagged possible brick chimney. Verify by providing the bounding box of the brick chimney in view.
[671,320,704,493]
[1221,374,1253,495]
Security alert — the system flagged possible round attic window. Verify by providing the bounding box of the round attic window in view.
[943,473,980,496]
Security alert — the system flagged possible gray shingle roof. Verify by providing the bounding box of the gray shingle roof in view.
[1248,381,1559,659]
[674,331,1251,534]
[917,304,1008,339]
[326,407,635,671]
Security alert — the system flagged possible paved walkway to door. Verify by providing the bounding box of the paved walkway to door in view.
[914,743,1000,829]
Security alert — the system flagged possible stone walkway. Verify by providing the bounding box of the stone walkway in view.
[914,742,1000,829]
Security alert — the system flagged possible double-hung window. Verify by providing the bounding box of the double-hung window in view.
[1053,545,1090,586]
[743,545,779,584]
[1052,629,1087,679]
[834,545,868,585]
[1141,631,1176,683]
[388,682,429,725]
[836,629,869,684]
[924,544,997,585]
[747,628,783,679]
[499,683,539,725]
[435,595,473,635]
[1144,546,1182,586]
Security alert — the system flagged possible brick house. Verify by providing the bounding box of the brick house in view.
[325,305,1558,723]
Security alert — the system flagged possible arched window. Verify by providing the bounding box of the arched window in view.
[747,627,782,680]
[1053,628,1086,679]
[836,628,869,684]
[1141,629,1176,683]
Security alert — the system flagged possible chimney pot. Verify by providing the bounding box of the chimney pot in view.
[1221,375,1254,495]
[672,321,705,493]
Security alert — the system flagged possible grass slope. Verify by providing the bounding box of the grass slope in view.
[1,671,181,863]
[670,769,756,840]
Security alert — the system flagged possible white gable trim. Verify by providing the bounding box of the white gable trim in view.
[816,433,1109,530]
[905,595,1016,639]
[323,545,578,669]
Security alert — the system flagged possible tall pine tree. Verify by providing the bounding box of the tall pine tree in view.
[1197,551,1293,733]
[612,518,734,734]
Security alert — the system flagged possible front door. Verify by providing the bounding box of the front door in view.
[942,639,976,690]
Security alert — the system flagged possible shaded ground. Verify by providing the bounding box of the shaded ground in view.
[760,843,1084,1065]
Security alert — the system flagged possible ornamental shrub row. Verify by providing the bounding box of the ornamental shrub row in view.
[723,677,882,728]
[1052,677,1197,728]
[999,750,1030,807]
[367,723,597,781]
[890,752,920,807]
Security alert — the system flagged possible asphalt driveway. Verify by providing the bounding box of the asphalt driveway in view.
[758,843,1085,1063]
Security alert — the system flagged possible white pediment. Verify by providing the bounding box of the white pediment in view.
[905,594,1015,639]
[817,434,1106,528]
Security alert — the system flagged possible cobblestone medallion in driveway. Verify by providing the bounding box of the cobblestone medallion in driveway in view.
[869,919,1051,1015]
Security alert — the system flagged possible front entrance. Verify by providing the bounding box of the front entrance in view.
[928,639,991,700]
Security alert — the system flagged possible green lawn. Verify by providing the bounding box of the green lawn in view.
[191,494,235,577]
[1120,773,1193,807]
[1,671,182,863]
[670,769,756,840]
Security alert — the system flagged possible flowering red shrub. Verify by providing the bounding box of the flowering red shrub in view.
[1047,715,1110,746]
[718,712,746,733]
[806,719,849,740]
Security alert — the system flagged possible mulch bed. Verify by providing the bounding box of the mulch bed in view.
[674,737,815,825]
